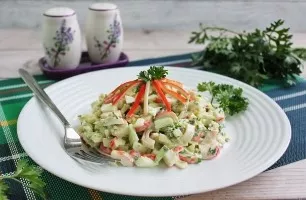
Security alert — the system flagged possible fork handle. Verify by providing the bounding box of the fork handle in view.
[19,68,70,126]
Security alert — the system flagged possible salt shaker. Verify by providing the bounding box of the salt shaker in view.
[42,7,82,69]
[85,3,123,64]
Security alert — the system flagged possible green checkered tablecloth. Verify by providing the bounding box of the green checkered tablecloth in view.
[1,53,306,200]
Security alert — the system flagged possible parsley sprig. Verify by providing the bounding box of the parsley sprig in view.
[197,82,249,116]
[138,66,168,82]
[189,19,304,87]
[0,160,47,200]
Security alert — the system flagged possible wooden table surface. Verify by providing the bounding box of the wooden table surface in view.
[1,29,306,200]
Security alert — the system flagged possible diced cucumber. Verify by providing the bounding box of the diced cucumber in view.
[155,111,179,122]
[101,103,117,112]
[99,94,107,101]
[152,148,159,155]
[154,117,174,130]
[90,133,104,144]
[111,138,126,149]
[180,147,195,157]
[80,114,98,124]
[148,94,158,101]
[113,110,122,118]
[82,124,93,132]
[100,112,114,119]
[93,121,105,132]
[104,129,110,137]
[112,124,129,138]
[173,128,182,137]
[180,124,195,144]
[91,100,101,109]
[154,142,163,151]
[81,134,95,147]
[135,156,157,167]
[158,134,172,145]
[132,142,148,154]
[102,138,111,148]
[134,118,145,127]
[187,144,196,152]
[116,138,126,146]
[141,135,155,149]
[82,131,93,139]
[198,145,208,158]
[102,118,126,126]
[175,159,188,169]
[202,118,214,126]
[150,132,159,140]
[125,95,135,104]
[148,106,161,116]
[129,124,139,144]
[208,121,220,131]
[155,146,169,163]
[163,150,177,167]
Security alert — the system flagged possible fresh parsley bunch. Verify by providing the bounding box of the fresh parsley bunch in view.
[197,82,248,116]
[189,19,304,87]
[0,160,47,200]
[138,66,168,82]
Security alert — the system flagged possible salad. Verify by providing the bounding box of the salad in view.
[78,66,248,168]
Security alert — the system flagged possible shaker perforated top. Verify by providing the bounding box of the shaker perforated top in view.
[89,3,118,11]
[44,7,75,17]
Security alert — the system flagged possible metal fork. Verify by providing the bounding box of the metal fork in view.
[19,69,116,164]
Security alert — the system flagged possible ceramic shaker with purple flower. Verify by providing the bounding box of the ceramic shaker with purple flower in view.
[42,7,82,69]
[85,3,123,64]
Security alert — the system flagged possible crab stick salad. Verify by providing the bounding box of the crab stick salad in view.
[78,66,229,168]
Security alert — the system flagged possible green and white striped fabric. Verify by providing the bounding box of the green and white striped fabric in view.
[1,53,306,200]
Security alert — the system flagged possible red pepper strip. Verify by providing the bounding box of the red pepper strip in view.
[126,83,146,117]
[112,81,141,105]
[163,82,190,99]
[161,78,183,87]
[104,80,138,103]
[159,82,187,103]
[152,80,171,111]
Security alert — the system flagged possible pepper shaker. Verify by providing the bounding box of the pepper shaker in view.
[42,7,82,69]
[85,3,123,64]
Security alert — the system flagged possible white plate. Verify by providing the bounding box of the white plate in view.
[17,67,291,197]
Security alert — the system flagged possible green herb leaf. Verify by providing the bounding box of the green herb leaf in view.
[0,160,47,200]
[208,147,216,155]
[15,160,46,199]
[0,181,9,200]
[292,48,306,61]
[189,19,303,87]
[138,66,168,82]
[197,82,249,116]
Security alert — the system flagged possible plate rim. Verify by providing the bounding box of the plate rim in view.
[17,66,292,196]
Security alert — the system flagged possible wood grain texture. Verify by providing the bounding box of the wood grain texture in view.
[2,0,306,32]
[0,29,306,199]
